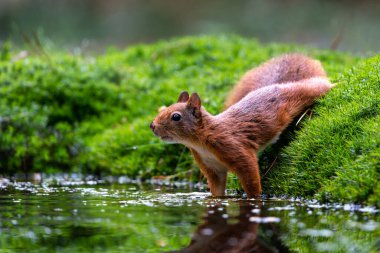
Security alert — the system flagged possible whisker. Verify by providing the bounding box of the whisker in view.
[295,108,311,126]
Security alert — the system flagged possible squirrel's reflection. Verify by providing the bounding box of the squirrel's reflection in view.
[169,200,288,253]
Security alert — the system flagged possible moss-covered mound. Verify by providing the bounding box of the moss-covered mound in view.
[263,55,380,206]
[2,35,378,205]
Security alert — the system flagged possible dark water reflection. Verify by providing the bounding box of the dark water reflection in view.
[0,182,378,252]
[170,200,288,253]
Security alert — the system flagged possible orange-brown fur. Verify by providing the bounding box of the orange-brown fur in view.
[151,54,332,198]
[225,53,326,108]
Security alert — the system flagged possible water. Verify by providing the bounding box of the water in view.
[0,181,379,253]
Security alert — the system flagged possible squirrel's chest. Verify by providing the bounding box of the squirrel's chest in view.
[185,143,228,173]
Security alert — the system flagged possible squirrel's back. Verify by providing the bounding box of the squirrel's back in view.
[224,54,326,109]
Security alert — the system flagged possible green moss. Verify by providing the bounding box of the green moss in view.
[3,35,379,205]
[263,55,380,206]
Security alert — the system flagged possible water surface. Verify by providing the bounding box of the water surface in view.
[0,181,378,252]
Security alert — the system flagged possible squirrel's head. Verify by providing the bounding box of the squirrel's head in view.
[150,91,203,143]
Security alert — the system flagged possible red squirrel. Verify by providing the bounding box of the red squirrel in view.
[150,54,332,198]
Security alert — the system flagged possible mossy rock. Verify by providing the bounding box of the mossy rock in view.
[263,55,380,206]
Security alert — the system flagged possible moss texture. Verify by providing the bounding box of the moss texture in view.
[263,55,380,206]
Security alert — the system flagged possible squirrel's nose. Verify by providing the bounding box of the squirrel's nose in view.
[150,122,155,131]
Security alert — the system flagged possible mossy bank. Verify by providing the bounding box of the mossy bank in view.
[0,35,378,205]
[262,54,380,206]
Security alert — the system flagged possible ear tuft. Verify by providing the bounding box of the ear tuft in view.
[186,93,202,117]
[177,91,189,103]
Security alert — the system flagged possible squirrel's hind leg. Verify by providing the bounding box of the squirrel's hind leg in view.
[234,155,262,198]
[217,149,262,198]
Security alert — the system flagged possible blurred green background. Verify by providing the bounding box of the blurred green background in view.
[1,0,379,54]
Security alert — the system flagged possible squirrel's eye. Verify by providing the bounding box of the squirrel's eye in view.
[171,113,182,121]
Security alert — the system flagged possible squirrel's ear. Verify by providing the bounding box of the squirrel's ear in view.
[177,91,189,103]
[187,93,202,117]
